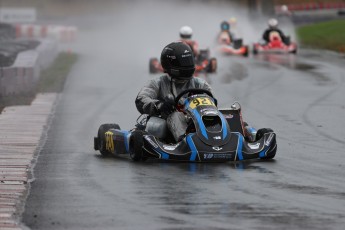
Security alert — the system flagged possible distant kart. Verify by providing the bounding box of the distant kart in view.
[148,57,163,74]
[149,49,217,75]
[218,39,249,57]
[94,88,277,162]
[253,33,297,54]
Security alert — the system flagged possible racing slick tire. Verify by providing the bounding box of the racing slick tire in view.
[243,46,249,57]
[252,45,258,55]
[290,48,297,54]
[97,123,120,157]
[129,130,148,162]
[149,58,158,74]
[207,58,217,73]
[256,128,276,159]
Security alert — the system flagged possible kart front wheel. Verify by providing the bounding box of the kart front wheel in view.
[256,128,276,159]
[290,48,297,54]
[207,58,217,73]
[149,58,158,74]
[97,123,120,157]
[129,130,148,162]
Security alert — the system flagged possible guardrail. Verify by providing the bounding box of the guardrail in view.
[0,22,75,97]
[0,39,58,96]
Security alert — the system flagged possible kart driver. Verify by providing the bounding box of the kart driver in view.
[218,21,235,45]
[179,26,200,57]
[262,18,288,44]
[228,17,239,37]
[135,41,212,143]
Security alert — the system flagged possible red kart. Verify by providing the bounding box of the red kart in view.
[149,49,217,75]
[149,58,163,74]
[216,31,249,57]
[253,32,297,54]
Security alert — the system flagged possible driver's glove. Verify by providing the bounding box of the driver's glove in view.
[155,101,174,117]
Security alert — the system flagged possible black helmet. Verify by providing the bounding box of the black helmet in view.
[221,21,230,31]
[160,41,195,81]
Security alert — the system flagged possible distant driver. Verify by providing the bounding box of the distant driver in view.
[179,26,200,57]
[262,18,289,45]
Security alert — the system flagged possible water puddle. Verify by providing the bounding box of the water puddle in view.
[221,62,248,84]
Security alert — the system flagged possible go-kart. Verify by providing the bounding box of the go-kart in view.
[217,33,249,57]
[149,49,217,75]
[94,89,277,162]
[148,57,163,74]
[253,32,297,54]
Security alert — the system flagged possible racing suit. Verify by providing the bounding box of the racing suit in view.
[218,31,235,45]
[262,28,288,44]
[135,74,212,142]
[180,39,199,57]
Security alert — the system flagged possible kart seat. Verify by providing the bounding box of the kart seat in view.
[218,32,231,45]
[145,116,168,140]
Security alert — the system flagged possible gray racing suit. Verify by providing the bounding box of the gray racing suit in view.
[135,74,212,142]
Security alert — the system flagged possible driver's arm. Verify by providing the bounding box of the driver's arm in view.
[135,80,160,115]
[277,29,285,39]
[202,80,213,94]
[263,29,270,41]
[193,41,199,56]
[192,77,213,94]
[197,79,217,105]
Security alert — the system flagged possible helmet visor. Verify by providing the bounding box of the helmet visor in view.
[170,66,195,80]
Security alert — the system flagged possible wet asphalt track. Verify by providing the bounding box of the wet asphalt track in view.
[22,1,345,230]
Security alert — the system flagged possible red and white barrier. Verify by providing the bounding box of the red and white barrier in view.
[15,24,77,42]
[275,2,345,14]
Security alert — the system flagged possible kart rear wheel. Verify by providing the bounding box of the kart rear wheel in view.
[129,130,148,162]
[256,128,276,159]
[207,58,217,73]
[97,123,120,157]
[149,58,158,74]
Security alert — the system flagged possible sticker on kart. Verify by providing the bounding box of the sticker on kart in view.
[189,97,215,109]
[105,131,115,153]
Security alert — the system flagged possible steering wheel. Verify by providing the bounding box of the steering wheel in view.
[174,88,215,111]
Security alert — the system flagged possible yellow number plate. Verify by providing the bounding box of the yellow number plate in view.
[189,98,215,109]
[105,131,115,153]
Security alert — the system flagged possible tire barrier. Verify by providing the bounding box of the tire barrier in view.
[15,24,77,42]
[0,39,58,96]
[0,40,40,68]
[0,23,16,41]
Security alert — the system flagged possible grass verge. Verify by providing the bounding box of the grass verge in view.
[0,52,78,113]
[37,52,78,92]
[296,19,345,53]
